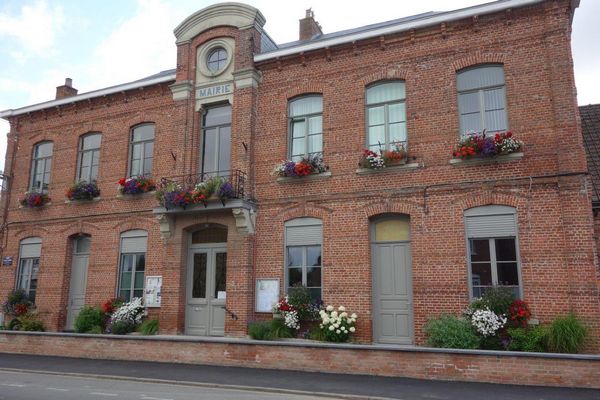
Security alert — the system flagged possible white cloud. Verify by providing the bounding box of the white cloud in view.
[0,1,65,58]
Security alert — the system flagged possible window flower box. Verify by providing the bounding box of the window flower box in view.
[451,131,523,163]
[358,145,406,170]
[65,181,100,201]
[19,191,50,208]
[117,176,156,196]
[156,176,237,210]
[272,154,329,181]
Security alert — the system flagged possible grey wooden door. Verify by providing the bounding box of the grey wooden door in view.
[66,239,90,330]
[372,242,413,344]
[185,247,227,336]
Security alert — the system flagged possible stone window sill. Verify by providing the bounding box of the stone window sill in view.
[116,191,156,200]
[18,203,52,209]
[64,197,101,204]
[356,162,421,175]
[449,152,524,166]
[276,171,332,183]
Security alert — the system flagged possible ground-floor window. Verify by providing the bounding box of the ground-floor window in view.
[16,237,42,303]
[285,218,322,300]
[118,230,147,301]
[465,205,521,298]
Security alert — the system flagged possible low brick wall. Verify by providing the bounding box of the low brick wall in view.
[0,331,599,389]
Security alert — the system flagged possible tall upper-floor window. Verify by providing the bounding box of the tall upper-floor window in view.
[129,124,154,177]
[288,95,323,161]
[457,65,508,135]
[30,142,53,193]
[465,205,521,299]
[201,104,231,176]
[366,81,407,152]
[285,218,323,301]
[17,237,42,303]
[77,133,101,182]
[118,230,147,302]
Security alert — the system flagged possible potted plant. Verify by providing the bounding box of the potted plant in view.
[66,181,100,201]
[118,176,156,195]
[272,154,328,178]
[452,130,522,159]
[156,180,193,209]
[19,191,50,208]
[359,144,406,169]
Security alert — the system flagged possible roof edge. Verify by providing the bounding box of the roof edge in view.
[254,0,545,63]
[0,73,176,120]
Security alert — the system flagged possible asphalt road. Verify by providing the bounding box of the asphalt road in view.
[0,353,598,400]
[0,370,341,400]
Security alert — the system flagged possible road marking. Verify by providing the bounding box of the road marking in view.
[90,392,118,397]
[46,387,69,391]
[0,383,25,387]
[141,396,174,400]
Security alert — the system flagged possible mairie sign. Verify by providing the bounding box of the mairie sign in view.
[196,83,233,99]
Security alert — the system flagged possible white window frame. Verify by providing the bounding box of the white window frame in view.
[117,230,148,302]
[30,142,53,193]
[16,237,42,303]
[365,81,407,152]
[284,218,323,300]
[76,133,102,182]
[129,124,155,177]
[288,95,323,161]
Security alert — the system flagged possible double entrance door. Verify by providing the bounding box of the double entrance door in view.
[185,246,227,336]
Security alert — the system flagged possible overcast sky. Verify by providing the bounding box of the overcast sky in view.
[0,0,599,171]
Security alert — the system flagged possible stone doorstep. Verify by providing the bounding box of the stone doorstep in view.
[2,330,599,361]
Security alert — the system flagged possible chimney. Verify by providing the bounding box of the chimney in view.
[56,78,78,100]
[299,8,322,41]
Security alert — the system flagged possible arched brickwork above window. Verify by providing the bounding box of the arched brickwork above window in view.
[455,190,522,211]
[452,52,507,72]
[278,202,332,223]
[362,199,422,220]
[360,68,409,87]
[286,85,324,102]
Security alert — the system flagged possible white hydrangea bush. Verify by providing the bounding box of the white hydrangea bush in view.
[470,307,506,337]
[319,305,357,342]
[110,297,146,326]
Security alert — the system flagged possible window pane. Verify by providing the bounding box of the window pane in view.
[133,289,143,298]
[366,82,405,104]
[202,128,217,173]
[75,237,91,254]
[308,116,322,135]
[497,262,519,286]
[134,271,145,289]
[291,120,306,139]
[132,125,155,142]
[307,246,321,266]
[459,92,481,114]
[289,96,322,117]
[120,289,131,301]
[469,239,490,262]
[287,247,302,267]
[288,267,302,287]
[82,134,101,150]
[218,126,231,172]
[136,254,145,272]
[457,66,505,91]
[368,125,385,147]
[122,255,134,273]
[471,263,492,286]
[192,253,207,298]
[389,122,407,144]
[214,252,227,298]
[120,272,132,290]
[90,165,99,182]
[461,113,482,133]
[368,106,384,126]
[495,239,516,261]
[205,104,232,126]
[35,142,53,158]
[130,159,140,177]
[132,143,142,160]
[484,88,505,111]
[308,134,322,154]
[485,109,507,133]
[144,142,154,160]
[388,103,406,123]
[80,152,92,179]
[191,227,228,244]
[291,137,306,157]
[309,288,322,301]
[306,267,321,287]
[375,219,410,241]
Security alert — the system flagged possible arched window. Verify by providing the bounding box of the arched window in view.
[30,142,53,193]
[288,95,323,161]
[77,133,101,182]
[129,124,155,177]
[17,237,42,303]
[457,65,507,135]
[118,230,148,301]
[284,218,322,300]
[464,205,521,298]
[365,81,407,152]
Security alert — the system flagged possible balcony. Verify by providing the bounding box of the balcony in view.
[153,169,256,237]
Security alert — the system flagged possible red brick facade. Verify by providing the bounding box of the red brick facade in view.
[1,0,598,351]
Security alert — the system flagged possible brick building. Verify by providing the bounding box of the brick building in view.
[1,0,598,349]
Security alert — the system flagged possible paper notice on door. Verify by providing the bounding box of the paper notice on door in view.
[217,291,226,300]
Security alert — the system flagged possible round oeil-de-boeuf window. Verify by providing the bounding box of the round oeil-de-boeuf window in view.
[207,47,228,72]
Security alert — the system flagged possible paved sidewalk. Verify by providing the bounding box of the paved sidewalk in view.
[0,353,598,400]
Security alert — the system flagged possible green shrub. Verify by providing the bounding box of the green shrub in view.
[139,319,159,335]
[479,335,503,350]
[287,284,318,320]
[74,306,106,333]
[479,287,516,315]
[8,318,21,331]
[507,326,547,352]
[425,315,480,349]
[270,318,293,339]
[248,321,272,340]
[547,314,587,354]
[87,325,104,334]
[111,320,135,335]
[306,327,326,341]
